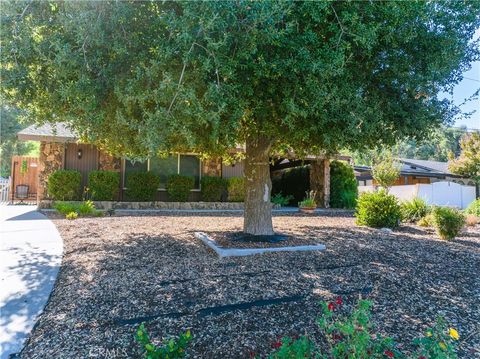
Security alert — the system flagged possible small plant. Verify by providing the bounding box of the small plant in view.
[53,201,79,216]
[227,177,245,202]
[299,190,317,208]
[107,208,116,217]
[135,323,192,359]
[355,189,401,228]
[417,214,434,227]
[126,171,160,201]
[48,169,82,200]
[65,211,78,220]
[465,198,480,217]
[431,206,465,240]
[413,317,460,358]
[20,159,28,175]
[78,200,95,216]
[271,192,294,207]
[201,176,227,202]
[268,336,313,359]
[167,174,194,202]
[88,170,120,201]
[400,198,429,223]
[371,154,401,190]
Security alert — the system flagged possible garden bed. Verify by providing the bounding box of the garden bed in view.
[20,211,480,358]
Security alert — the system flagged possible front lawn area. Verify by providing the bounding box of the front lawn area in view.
[23,212,479,358]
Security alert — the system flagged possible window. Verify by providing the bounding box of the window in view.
[124,160,148,187]
[150,155,178,189]
[179,155,201,188]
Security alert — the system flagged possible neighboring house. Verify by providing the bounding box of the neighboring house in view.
[17,123,332,205]
[355,158,476,187]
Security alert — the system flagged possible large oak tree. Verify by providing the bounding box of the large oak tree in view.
[2,1,479,235]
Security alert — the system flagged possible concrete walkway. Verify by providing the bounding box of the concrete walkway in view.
[0,206,63,359]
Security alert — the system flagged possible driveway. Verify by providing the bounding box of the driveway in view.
[0,205,63,359]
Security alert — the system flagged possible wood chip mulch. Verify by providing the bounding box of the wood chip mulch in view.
[20,211,480,358]
[208,231,323,248]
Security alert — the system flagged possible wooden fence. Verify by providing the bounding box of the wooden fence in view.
[11,156,39,203]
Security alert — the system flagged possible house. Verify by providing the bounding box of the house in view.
[17,123,332,206]
[355,158,476,187]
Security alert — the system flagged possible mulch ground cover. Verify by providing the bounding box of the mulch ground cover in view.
[21,211,480,358]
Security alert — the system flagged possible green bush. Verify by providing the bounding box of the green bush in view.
[227,177,245,202]
[271,192,294,207]
[48,170,82,200]
[201,176,227,202]
[167,174,194,202]
[65,212,78,220]
[431,206,465,240]
[53,201,78,216]
[125,171,160,201]
[330,160,358,209]
[272,166,309,206]
[136,323,192,359]
[78,200,95,216]
[417,214,434,227]
[88,170,120,201]
[400,198,429,223]
[465,198,480,217]
[53,200,101,218]
[355,189,401,228]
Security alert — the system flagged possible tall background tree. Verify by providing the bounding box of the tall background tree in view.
[0,105,38,177]
[2,1,479,234]
[449,132,480,184]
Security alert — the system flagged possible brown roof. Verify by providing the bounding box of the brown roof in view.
[17,123,77,142]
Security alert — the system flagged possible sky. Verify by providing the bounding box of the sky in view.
[439,29,480,130]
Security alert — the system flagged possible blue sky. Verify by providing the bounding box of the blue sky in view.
[439,29,480,130]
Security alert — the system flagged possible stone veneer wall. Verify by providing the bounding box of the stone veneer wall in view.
[309,159,330,208]
[202,157,222,177]
[38,142,65,201]
[98,151,121,172]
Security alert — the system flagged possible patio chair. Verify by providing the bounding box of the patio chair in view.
[15,184,29,203]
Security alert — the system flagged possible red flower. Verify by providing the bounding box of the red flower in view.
[332,334,342,342]
[384,351,394,358]
[328,302,335,311]
[271,341,282,349]
[335,296,343,305]
[249,351,256,358]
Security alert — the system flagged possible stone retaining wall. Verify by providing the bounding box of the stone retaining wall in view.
[39,200,244,210]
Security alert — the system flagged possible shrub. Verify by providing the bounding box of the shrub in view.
[65,212,78,220]
[400,198,429,223]
[431,206,465,240]
[268,298,461,359]
[355,189,401,228]
[125,171,160,201]
[417,214,434,227]
[465,198,480,217]
[53,201,78,216]
[271,166,309,206]
[271,192,294,207]
[136,323,192,359]
[167,174,194,202]
[329,160,358,209]
[78,200,95,216]
[48,170,82,200]
[201,176,227,202]
[227,177,245,202]
[88,170,120,201]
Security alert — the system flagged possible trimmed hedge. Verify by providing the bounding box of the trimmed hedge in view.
[125,171,160,201]
[167,174,194,202]
[88,170,120,201]
[227,177,245,202]
[355,189,401,228]
[48,169,82,200]
[431,206,465,240]
[201,176,227,202]
[330,160,358,209]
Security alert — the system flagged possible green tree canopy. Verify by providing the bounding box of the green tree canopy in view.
[449,132,480,183]
[2,1,479,234]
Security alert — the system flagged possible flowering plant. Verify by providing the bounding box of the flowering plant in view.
[412,317,459,359]
[135,323,192,359]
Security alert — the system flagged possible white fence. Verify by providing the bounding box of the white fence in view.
[0,177,11,204]
[358,181,476,209]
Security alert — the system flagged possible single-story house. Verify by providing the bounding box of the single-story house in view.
[355,158,475,187]
[17,123,334,206]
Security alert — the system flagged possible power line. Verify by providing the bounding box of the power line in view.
[463,76,480,83]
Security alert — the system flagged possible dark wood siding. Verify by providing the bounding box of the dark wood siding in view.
[65,144,98,189]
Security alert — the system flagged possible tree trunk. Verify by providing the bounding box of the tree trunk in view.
[243,135,274,235]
